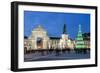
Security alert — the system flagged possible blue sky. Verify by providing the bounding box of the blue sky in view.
[24,11,90,39]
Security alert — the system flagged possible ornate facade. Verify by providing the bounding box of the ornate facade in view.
[27,25,49,50]
[24,25,78,51]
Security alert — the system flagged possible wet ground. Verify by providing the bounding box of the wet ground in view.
[24,49,90,62]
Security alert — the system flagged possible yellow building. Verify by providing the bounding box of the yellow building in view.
[24,25,75,51]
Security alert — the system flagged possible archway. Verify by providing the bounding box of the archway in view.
[37,37,43,49]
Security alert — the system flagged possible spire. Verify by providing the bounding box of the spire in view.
[63,24,67,34]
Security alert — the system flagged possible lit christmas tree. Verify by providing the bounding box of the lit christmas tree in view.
[75,24,85,49]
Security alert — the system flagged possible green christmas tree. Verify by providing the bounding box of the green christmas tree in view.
[75,24,85,48]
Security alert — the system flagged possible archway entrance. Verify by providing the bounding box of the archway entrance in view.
[37,37,43,49]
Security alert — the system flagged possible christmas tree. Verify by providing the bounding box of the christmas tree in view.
[75,24,85,48]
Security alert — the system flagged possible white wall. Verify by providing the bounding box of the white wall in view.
[0,0,99,73]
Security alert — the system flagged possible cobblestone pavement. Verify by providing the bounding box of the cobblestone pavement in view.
[24,50,90,62]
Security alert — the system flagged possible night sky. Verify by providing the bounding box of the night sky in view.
[24,11,90,40]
